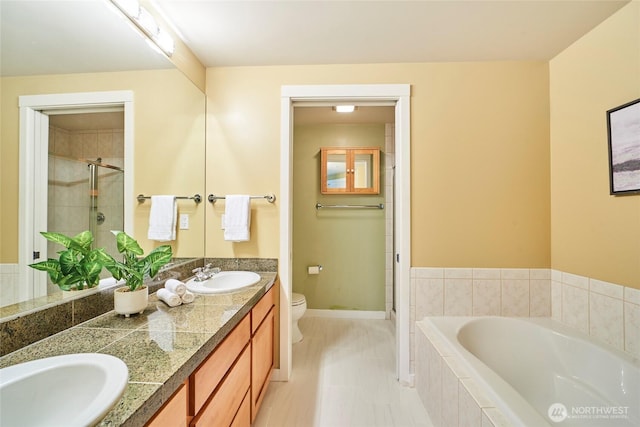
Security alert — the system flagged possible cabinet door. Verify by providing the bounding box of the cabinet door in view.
[146,381,188,427]
[352,148,380,194]
[251,308,274,421]
[321,148,349,193]
[192,345,251,427]
[191,315,251,415]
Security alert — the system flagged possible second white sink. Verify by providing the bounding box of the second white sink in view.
[0,353,128,427]
[186,271,261,294]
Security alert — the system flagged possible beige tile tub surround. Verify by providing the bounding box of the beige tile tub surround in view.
[551,270,640,358]
[415,320,509,427]
[412,267,640,375]
[411,267,551,373]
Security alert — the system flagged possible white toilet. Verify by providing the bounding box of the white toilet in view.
[291,292,307,343]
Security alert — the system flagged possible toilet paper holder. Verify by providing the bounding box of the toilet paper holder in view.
[307,265,323,275]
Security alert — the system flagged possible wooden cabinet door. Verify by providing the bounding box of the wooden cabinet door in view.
[191,316,250,415]
[191,345,251,427]
[146,381,188,427]
[251,308,274,421]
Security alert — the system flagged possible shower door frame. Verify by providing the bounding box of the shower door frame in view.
[18,91,134,301]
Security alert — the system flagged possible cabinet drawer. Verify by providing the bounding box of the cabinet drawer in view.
[146,381,188,427]
[191,315,250,414]
[192,345,251,427]
[251,286,275,334]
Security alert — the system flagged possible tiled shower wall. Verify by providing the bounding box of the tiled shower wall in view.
[411,267,640,373]
[384,123,395,318]
[0,265,19,307]
[48,125,124,288]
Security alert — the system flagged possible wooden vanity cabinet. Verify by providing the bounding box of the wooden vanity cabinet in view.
[145,285,276,427]
[250,286,276,422]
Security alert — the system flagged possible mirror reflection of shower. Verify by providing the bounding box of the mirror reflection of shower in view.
[47,111,124,295]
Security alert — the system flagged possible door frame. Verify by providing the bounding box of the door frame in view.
[18,91,134,300]
[277,84,411,384]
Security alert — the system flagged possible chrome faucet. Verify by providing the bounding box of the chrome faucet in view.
[191,267,208,281]
[202,263,220,278]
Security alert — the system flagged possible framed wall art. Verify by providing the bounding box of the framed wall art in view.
[607,98,640,195]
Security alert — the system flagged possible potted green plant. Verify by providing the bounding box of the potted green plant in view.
[29,231,112,294]
[105,230,172,317]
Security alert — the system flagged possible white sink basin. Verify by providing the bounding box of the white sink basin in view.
[0,353,128,427]
[186,271,261,294]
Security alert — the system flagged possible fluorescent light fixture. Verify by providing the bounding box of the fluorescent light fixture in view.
[113,0,139,18]
[335,105,356,113]
[110,0,175,57]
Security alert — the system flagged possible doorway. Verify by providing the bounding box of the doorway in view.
[278,84,411,384]
[292,105,393,317]
[46,112,125,295]
[18,91,134,303]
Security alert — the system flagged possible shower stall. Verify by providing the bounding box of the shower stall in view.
[47,113,124,295]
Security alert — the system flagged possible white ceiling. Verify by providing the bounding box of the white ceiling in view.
[0,0,630,77]
[0,0,172,77]
[154,0,630,66]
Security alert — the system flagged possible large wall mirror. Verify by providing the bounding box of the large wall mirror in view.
[0,1,206,313]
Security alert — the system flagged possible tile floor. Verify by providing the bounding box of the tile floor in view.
[253,317,434,427]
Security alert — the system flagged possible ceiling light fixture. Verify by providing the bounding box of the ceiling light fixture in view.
[110,0,175,58]
[334,105,356,113]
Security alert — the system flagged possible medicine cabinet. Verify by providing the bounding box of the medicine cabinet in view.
[320,147,380,194]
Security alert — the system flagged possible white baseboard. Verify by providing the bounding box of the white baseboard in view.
[304,309,386,319]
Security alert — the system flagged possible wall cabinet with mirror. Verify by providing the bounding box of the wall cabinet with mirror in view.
[320,147,380,194]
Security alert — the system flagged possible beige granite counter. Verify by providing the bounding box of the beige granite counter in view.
[0,272,276,427]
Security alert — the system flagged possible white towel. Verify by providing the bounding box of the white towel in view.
[223,195,251,242]
[181,290,195,304]
[157,288,182,307]
[147,195,177,241]
[165,279,186,296]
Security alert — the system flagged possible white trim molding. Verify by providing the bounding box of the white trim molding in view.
[280,84,411,384]
[18,91,134,303]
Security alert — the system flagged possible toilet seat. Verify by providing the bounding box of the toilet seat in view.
[292,292,306,306]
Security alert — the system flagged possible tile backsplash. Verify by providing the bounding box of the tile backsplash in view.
[412,267,640,374]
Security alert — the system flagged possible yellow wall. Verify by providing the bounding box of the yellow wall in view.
[550,2,640,289]
[0,69,206,262]
[205,62,551,268]
[293,124,386,310]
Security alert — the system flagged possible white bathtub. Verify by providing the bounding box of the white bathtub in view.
[416,316,640,427]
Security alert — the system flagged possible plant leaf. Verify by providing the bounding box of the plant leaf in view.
[29,259,60,274]
[58,249,79,275]
[72,230,94,252]
[40,232,73,249]
[114,231,144,256]
[145,245,173,278]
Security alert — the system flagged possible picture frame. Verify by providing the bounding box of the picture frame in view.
[607,98,640,195]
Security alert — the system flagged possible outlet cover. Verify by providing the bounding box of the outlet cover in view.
[179,214,189,230]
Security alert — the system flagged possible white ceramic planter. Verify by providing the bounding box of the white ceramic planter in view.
[114,285,148,317]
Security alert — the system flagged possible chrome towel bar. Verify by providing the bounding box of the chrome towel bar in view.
[208,194,276,204]
[316,203,384,210]
[137,194,202,203]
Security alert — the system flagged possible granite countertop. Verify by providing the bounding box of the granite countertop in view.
[0,272,277,427]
